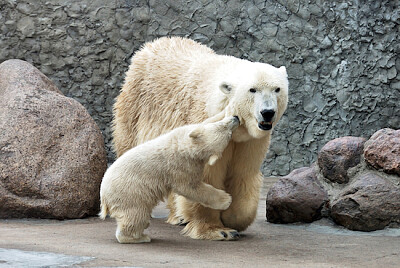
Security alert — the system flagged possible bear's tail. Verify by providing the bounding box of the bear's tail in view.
[99,199,109,220]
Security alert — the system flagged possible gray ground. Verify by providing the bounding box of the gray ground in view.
[1,178,399,268]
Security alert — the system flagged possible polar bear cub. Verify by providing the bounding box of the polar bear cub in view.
[99,115,240,243]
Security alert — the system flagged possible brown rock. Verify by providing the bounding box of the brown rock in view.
[364,128,400,176]
[266,166,329,223]
[0,59,107,219]
[318,136,366,184]
[330,172,400,231]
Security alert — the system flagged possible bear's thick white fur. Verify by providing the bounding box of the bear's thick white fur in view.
[100,116,239,243]
[113,36,289,240]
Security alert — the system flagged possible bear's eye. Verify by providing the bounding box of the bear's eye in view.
[275,87,281,93]
[249,88,256,93]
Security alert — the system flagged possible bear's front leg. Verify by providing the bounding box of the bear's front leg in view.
[220,172,262,231]
[221,138,268,231]
[179,199,240,241]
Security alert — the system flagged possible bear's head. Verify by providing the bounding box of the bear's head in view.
[209,60,288,142]
[188,116,240,165]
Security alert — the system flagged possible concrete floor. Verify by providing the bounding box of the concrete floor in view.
[1,177,399,267]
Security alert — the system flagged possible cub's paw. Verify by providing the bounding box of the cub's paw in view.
[116,232,151,244]
[183,222,240,241]
[210,191,232,210]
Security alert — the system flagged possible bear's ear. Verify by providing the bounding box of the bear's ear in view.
[207,154,219,166]
[189,127,203,139]
[219,82,232,95]
[278,66,287,77]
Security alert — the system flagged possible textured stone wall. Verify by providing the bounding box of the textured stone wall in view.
[1,0,399,176]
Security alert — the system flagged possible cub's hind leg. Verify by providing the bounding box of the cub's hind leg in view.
[115,208,151,244]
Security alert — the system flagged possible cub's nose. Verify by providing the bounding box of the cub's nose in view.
[229,116,240,128]
[260,109,275,121]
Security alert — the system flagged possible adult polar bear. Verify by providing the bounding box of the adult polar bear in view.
[113,37,288,241]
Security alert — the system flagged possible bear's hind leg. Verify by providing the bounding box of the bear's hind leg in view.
[166,193,187,225]
[179,200,240,241]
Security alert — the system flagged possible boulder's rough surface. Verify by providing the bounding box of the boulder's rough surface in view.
[0,59,107,219]
[318,136,366,184]
[266,166,329,223]
[330,172,400,231]
[364,128,400,176]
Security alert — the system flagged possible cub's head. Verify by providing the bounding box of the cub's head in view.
[216,61,288,141]
[188,116,239,165]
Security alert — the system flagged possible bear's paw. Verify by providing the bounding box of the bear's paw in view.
[182,222,240,241]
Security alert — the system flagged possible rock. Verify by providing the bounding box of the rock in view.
[364,128,400,176]
[266,166,329,223]
[330,172,400,231]
[0,59,107,219]
[318,136,366,184]
[267,131,400,231]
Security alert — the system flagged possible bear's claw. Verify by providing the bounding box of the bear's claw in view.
[179,218,188,226]
[230,231,240,239]
[221,231,240,240]
[218,230,240,241]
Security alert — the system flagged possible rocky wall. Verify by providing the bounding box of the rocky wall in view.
[1,0,399,176]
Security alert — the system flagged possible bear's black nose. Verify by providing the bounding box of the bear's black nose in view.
[260,109,275,121]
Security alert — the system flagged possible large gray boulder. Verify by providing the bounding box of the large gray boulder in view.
[0,59,107,219]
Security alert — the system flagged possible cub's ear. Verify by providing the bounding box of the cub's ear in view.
[189,127,203,139]
[278,66,287,77]
[219,82,232,95]
[207,154,219,166]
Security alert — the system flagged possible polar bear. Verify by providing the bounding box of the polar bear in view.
[100,116,240,243]
[113,36,289,240]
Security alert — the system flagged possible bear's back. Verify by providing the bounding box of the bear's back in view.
[113,38,219,155]
[139,36,216,61]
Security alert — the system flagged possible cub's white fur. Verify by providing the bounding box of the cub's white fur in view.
[100,116,239,243]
